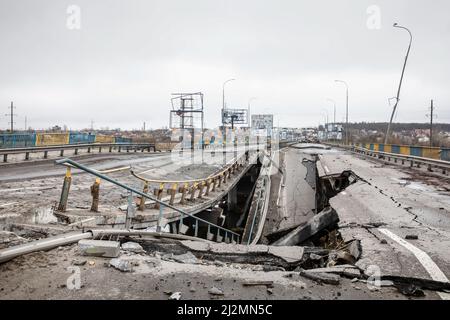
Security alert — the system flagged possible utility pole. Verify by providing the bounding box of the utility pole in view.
[143,121,146,132]
[428,99,434,147]
[6,101,17,133]
[335,80,349,145]
[25,116,27,131]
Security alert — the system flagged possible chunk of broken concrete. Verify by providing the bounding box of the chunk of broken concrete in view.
[273,207,339,246]
[169,251,199,264]
[304,265,361,279]
[109,258,133,272]
[348,240,362,260]
[78,240,120,258]
[72,259,87,266]
[121,241,144,253]
[300,270,341,285]
[208,286,224,296]
[268,246,304,263]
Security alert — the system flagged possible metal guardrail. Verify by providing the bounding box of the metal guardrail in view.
[55,158,241,243]
[329,143,450,174]
[130,151,254,207]
[0,143,156,163]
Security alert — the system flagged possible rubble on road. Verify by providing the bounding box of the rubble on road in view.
[72,259,87,266]
[299,270,341,285]
[109,258,133,272]
[297,264,362,280]
[208,286,224,296]
[272,207,339,246]
[180,240,304,264]
[78,239,120,258]
[121,241,144,253]
[162,251,199,264]
[242,280,274,288]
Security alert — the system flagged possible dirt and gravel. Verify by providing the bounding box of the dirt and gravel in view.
[0,240,416,300]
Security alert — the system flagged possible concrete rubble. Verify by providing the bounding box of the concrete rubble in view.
[162,251,200,264]
[272,207,340,246]
[299,270,341,285]
[78,239,120,258]
[208,286,224,296]
[121,241,144,253]
[109,258,133,272]
[180,240,304,263]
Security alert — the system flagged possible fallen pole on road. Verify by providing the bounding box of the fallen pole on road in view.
[0,231,93,264]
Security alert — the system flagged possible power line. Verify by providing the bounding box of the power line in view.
[426,99,437,147]
[5,101,17,133]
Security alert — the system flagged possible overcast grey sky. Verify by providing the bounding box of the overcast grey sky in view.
[0,0,449,130]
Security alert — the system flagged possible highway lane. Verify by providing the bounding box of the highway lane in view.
[318,147,450,299]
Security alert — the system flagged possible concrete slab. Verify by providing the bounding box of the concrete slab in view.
[78,239,120,258]
[268,246,304,263]
[181,240,211,252]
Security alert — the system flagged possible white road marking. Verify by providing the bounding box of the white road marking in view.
[378,228,450,300]
[0,202,19,208]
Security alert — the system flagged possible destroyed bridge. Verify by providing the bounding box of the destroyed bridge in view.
[0,141,450,300]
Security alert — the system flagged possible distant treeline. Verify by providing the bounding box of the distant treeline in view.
[343,122,450,132]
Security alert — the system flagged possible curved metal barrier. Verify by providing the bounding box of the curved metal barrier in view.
[55,158,242,243]
[130,151,254,207]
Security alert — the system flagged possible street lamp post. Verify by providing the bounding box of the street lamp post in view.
[385,23,413,145]
[247,97,257,127]
[322,110,329,141]
[335,80,349,145]
[327,98,337,125]
[222,78,235,123]
[221,78,235,163]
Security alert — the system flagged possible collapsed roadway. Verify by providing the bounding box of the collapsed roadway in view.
[0,143,449,300]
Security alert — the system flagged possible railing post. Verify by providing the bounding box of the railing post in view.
[57,167,72,212]
[207,224,213,240]
[197,181,204,199]
[179,213,188,234]
[125,191,135,229]
[154,183,164,209]
[205,180,211,196]
[169,183,177,205]
[139,182,149,211]
[90,178,101,212]
[44,151,48,159]
[157,204,164,232]
[194,219,199,237]
[180,183,188,204]
[189,183,197,202]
